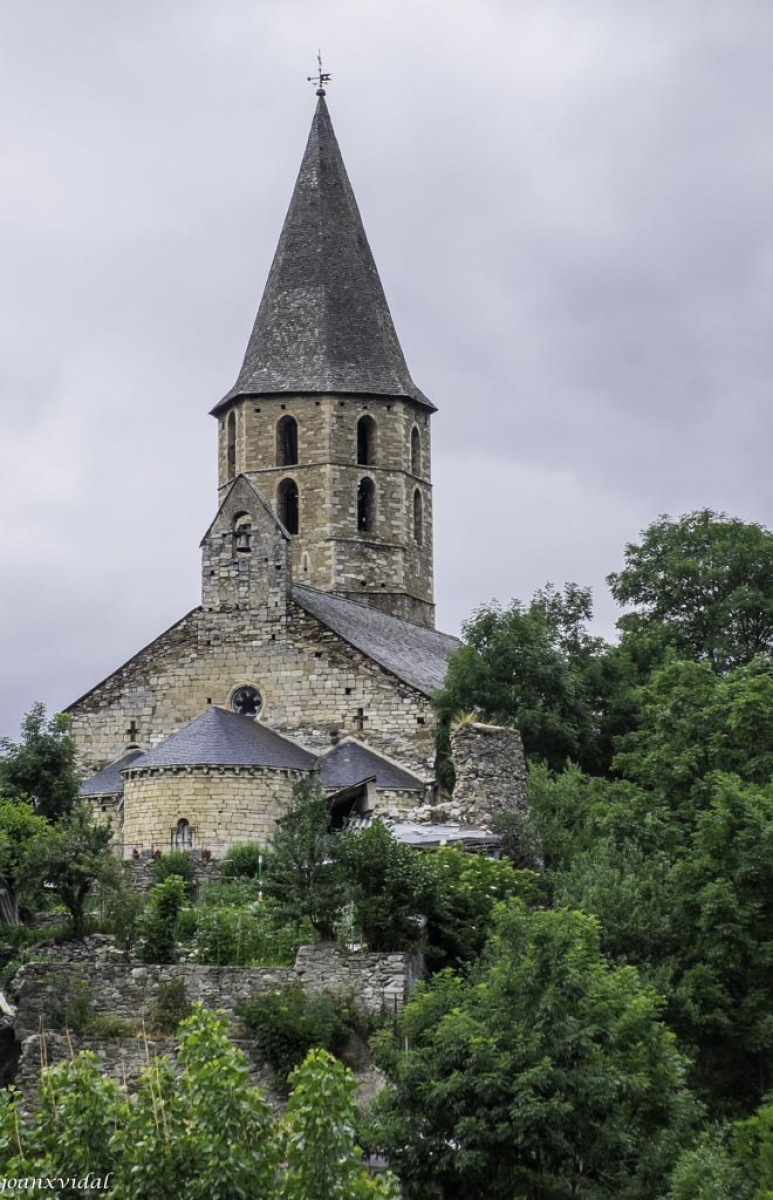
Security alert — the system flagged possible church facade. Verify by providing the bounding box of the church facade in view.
[70,92,464,856]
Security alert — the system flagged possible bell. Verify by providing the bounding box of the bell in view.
[235,527,252,552]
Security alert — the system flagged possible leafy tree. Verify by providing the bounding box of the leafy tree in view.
[337,819,436,951]
[0,1005,397,1198]
[263,776,344,939]
[372,901,696,1200]
[666,1127,751,1200]
[220,840,265,879]
[0,797,49,925]
[23,801,117,938]
[152,848,194,889]
[608,510,773,672]
[0,702,79,821]
[424,845,542,972]
[138,875,187,963]
[433,584,634,777]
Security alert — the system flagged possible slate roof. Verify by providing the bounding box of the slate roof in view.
[126,708,318,772]
[80,749,144,798]
[319,738,425,791]
[215,96,434,414]
[292,585,460,697]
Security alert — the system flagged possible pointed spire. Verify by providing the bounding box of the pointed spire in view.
[215,96,434,413]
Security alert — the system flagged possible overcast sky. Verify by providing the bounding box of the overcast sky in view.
[1,0,771,740]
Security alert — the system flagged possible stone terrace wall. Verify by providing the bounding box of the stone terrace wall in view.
[13,942,420,1041]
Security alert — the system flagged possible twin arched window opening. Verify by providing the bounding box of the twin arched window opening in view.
[411,426,421,476]
[357,415,376,466]
[278,478,299,535]
[226,411,237,479]
[358,477,376,533]
[277,415,298,466]
[413,489,423,545]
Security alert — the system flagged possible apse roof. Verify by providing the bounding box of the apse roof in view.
[125,707,317,772]
[79,749,145,798]
[319,738,425,791]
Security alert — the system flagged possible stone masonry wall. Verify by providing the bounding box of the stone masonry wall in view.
[13,944,417,1040]
[121,767,304,855]
[449,722,528,826]
[68,600,435,779]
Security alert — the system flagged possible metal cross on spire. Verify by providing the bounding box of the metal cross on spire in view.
[307,50,331,97]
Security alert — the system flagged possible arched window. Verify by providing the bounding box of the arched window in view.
[277,478,299,534]
[276,415,298,466]
[411,426,421,476]
[357,477,376,533]
[226,411,236,479]
[357,415,376,466]
[233,512,252,553]
[413,488,423,545]
[175,818,192,849]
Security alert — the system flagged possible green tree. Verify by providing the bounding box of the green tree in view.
[24,801,116,938]
[0,701,80,822]
[0,797,49,924]
[608,510,773,672]
[372,901,696,1200]
[263,776,344,939]
[433,585,633,778]
[337,819,436,951]
[0,1005,398,1199]
[138,875,187,963]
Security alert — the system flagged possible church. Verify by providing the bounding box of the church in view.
[71,88,521,856]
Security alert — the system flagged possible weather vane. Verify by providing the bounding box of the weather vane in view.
[307,50,331,97]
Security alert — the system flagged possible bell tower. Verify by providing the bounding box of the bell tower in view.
[210,91,436,629]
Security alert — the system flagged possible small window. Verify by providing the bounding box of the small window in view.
[231,685,263,718]
[357,415,376,466]
[175,818,193,849]
[226,411,236,479]
[357,477,376,533]
[276,415,298,466]
[277,477,299,535]
[411,426,421,476]
[413,488,423,545]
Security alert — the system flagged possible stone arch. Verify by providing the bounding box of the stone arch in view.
[233,511,252,553]
[276,414,298,466]
[357,415,376,466]
[175,818,193,849]
[413,488,423,545]
[357,477,376,533]
[277,477,299,535]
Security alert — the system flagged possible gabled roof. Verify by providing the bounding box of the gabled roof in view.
[126,708,317,772]
[319,737,425,792]
[80,749,144,798]
[214,96,434,414]
[292,585,459,697]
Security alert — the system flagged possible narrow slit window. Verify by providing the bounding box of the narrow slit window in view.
[413,488,423,545]
[277,478,299,534]
[411,426,421,475]
[357,415,376,465]
[276,415,298,466]
[227,411,236,479]
[357,477,375,532]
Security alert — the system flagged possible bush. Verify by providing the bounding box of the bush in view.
[138,876,186,964]
[146,977,191,1034]
[84,1013,140,1038]
[198,879,262,908]
[240,983,345,1081]
[337,819,436,951]
[42,970,92,1033]
[220,842,265,880]
[103,879,146,957]
[193,900,315,967]
[152,850,194,889]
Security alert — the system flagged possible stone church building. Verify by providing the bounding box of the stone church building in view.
[70,92,523,856]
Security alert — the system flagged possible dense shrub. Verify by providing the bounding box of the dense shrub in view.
[240,982,345,1081]
[220,842,265,880]
[337,819,435,951]
[152,850,194,889]
[138,876,186,964]
[146,978,191,1034]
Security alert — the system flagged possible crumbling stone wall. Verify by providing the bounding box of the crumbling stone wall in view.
[448,721,528,826]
